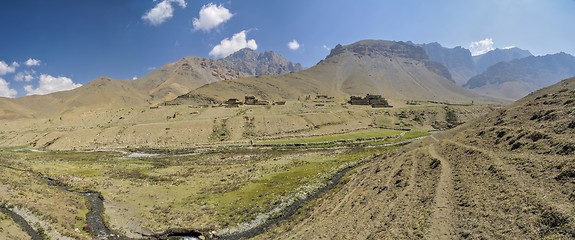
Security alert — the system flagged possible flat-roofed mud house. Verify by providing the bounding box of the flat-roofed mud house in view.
[348,94,392,108]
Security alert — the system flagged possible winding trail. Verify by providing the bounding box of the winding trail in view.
[427,141,455,239]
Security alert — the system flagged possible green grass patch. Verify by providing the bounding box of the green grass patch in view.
[208,148,385,225]
[258,129,404,145]
[400,130,431,140]
[74,205,90,231]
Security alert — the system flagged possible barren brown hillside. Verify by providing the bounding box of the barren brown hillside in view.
[132,57,245,103]
[0,98,35,120]
[0,100,491,151]
[257,77,575,239]
[0,40,505,151]
[0,51,302,118]
[6,77,150,118]
[0,58,239,118]
[171,40,495,106]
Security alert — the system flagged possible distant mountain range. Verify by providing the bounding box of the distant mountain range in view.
[421,42,575,100]
[464,52,575,100]
[2,39,575,120]
[472,47,533,73]
[170,40,484,105]
[421,43,533,85]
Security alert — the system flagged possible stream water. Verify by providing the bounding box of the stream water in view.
[216,164,359,240]
[2,138,418,239]
[0,206,44,240]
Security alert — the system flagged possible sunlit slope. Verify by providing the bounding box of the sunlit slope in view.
[172,40,492,105]
[259,77,575,239]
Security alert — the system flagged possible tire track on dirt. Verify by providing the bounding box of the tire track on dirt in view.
[447,140,575,216]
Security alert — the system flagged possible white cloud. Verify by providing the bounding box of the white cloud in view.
[25,58,41,66]
[469,38,495,56]
[193,3,233,32]
[132,76,138,80]
[209,30,257,58]
[502,46,516,50]
[14,71,35,82]
[142,0,187,26]
[0,61,18,75]
[0,78,18,98]
[287,40,300,50]
[24,74,82,95]
[323,45,331,51]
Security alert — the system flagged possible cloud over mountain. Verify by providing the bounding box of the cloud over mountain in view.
[209,30,257,58]
[193,3,233,32]
[287,40,300,50]
[0,78,17,98]
[469,38,494,56]
[142,0,187,26]
[24,74,82,95]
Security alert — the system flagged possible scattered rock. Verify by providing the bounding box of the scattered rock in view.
[429,159,440,169]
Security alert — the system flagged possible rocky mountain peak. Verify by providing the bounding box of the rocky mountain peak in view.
[324,40,453,82]
[225,48,259,61]
[218,48,303,76]
[326,40,428,61]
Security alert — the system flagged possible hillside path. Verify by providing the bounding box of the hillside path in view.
[427,138,455,239]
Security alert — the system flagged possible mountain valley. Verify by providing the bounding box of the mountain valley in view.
[0,38,574,240]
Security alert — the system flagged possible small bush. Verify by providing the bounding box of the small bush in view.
[539,208,570,236]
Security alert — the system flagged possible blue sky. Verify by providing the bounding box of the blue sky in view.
[1,0,574,97]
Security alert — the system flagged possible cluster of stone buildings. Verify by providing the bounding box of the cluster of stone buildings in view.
[348,94,392,108]
[223,96,285,108]
[219,94,391,108]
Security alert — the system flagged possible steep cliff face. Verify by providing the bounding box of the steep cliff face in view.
[327,40,453,82]
[421,42,475,85]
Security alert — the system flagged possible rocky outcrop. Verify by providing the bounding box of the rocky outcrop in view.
[327,40,428,60]
[421,42,475,85]
[326,40,454,83]
[218,48,303,76]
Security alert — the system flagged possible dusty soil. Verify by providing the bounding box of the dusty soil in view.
[255,78,575,239]
[0,101,493,151]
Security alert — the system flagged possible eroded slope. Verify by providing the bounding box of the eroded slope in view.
[258,77,575,239]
